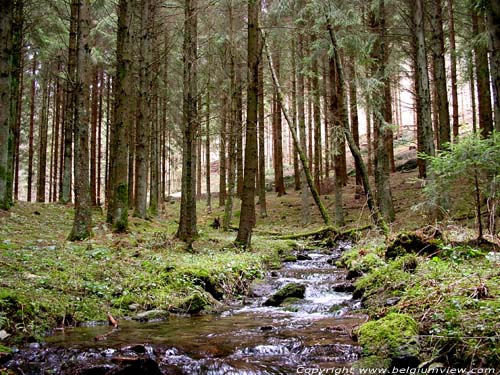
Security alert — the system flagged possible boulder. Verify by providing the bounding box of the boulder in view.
[133,309,169,322]
[263,283,306,307]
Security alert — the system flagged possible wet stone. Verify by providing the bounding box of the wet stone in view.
[263,283,306,307]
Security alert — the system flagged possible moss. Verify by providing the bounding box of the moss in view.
[263,283,306,307]
[0,344,12,353]
[357,313,419,359]
[177,291,211,314]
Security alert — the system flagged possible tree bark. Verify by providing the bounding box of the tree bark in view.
[472,10,493,137]
[448,0,460,141]
[486,0,500,131]
[429,0,451,148]
[69,0,92,241]
[236,0,259,248]
[107,0,131,232]
[27,55,36,202]
[0,0,13,209]
[36,66,50,203]
[177,0,198,244]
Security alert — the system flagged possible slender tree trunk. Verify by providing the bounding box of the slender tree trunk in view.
[291,38,300,191]
[27,55,36,202]
[219,95,227,206]
[134,0,153,218]
[69,0,92,241]
[205,78,211,212]
[430,0,451,148]
[36,67,50,203]
[90,67,98,205]
[413,0,436,173]
[13,47,23,202]
[6,0,23,207]
[258,40,267,218]
[61,0,78,204]
[472,10,494,137]
[329,57,345,226]
[236,0,259,247]
[371,0,395,222]
[349,62,362,196]
[312,54,322,194]
[296,30,310,225]
[486,0,500,131]
[236,67,244,198]
[0,0,13,209]
[272,48,286,196]
[177,0,198,243]
[469,54,477,134]
[107,0,131,232]
[448,0,460,141]
[97,69,103,206]
[322,60,330,182]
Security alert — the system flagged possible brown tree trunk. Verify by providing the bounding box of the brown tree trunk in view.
[0,0,13,209]
[36,66,50,203]
[291,37,300,191]
[272,48,286,196]
[312,53,322,194]
[348,62,362,195]
[472,10,494,137]
[236,0,259,247]
[486,0,500,131]
[258,39,267,218]
[61,0,78,204]
[430,0,451,148]
[107,0,131,231]
[177,0,198,243]
[27,55,36,202]
[69,0,92,241]
[90,67,98,206]
[448,0,460,141]
[296,30,310,225]
[219,95,227,207]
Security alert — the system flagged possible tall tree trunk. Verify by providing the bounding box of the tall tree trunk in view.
[134,0,153,218]
[27,55,36,202]
[219,95,227,206]
[329,56,345,226]
[258,40,267,218]
[205,77,211,212]
[322,60,330,182]
[0,0,13,209]
[36,67,50,203]
[291,37,300,191]
[69,0,92,241]
[372,0,395,222]
[177,0,198,244]
[61,0,78,204]
[469,53,477,134]
[296,30,310,225]
[107,0,131,232]
[413,0,436,173]
[312,54,322,194]
[90,67,98,205]
[6,0,23,207]
[348,62,362,195]
[236,0,259,247]
[235,68,244,198]
[486,0,500,131]
[430,0,451,148]
[272,48,286,196]
[472,10,493,137]
[448,0,460,141]
[97,69,103,206]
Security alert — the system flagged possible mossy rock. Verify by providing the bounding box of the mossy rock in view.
[385,232,438,260]
[263,283,306,307]
[133,309,169,322]
[177,292,212,314]
[357,313,419,360]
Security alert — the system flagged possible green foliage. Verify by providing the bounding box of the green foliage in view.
[421,132,500,235]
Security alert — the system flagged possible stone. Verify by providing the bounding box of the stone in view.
[263,283,306,307]
[385,297,401,306]
[332,283,355,293]
[297,254,312,261]
[133,309,169,322]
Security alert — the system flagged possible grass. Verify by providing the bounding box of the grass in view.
[0,201,292,342]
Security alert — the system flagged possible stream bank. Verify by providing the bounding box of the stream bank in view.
[2,241,365,374]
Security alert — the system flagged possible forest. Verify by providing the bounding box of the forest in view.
[0,0,500,373]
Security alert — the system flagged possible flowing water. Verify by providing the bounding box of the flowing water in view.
[5,242,366,374]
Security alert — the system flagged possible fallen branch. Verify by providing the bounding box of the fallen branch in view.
[276,224,372,241]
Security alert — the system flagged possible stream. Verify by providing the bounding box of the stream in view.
[4,242,366,374]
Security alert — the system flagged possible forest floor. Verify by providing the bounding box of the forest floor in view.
[1,151,500,368]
